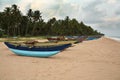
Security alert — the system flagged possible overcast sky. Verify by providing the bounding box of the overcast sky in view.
[0,0,120,36]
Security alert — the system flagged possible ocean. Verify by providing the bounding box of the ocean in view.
[107,36,120,42]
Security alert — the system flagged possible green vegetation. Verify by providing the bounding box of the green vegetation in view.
[0,4,104,37]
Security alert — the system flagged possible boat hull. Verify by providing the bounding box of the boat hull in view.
[4,42,71,51]
[4,42,71,57]
[10,48,60,57]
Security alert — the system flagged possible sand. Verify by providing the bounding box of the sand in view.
[0,37,120,80]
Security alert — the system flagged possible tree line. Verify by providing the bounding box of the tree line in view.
[0,4,104,37]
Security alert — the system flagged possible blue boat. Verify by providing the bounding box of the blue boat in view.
[4,42,71,57]
[86,35,102,40]
[86,36,97,40]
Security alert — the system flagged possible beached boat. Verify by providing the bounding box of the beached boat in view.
[47,36,65,42]
[4,42,71,57]
[66,36,87,44]
[86,36,97,40]
[47,37,60,42]
[86,35,102,40]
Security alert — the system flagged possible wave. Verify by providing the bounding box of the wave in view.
[106,36,120,42]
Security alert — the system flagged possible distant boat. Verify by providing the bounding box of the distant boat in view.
[47,36,65,42]
[86,36,97,40]
[47,37,60,42]
[4,42,71,57]
[86,35,102,40]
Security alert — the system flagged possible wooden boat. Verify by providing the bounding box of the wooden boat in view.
[47,36,65,42]
[4,42,71,57]
[66,36,77,40]
[74,36,87,43]
[47,37,60,42]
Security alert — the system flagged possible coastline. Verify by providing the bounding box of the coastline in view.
[0,37,120,80]
[106,36,120,42]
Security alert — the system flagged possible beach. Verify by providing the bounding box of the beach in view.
[0,37,120,80]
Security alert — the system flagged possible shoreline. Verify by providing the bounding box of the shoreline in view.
[0,37,120,80]
[105,36,120,42]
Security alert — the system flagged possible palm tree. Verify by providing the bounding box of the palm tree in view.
[46,17,56,35]
[20,16,29,36]
[0,12,4,33]
[11,4,22,36]
[27,9,33,21]
[32,10,42,36]
[25,9,33,36]
[64,16,70,35]
[33,10,41,22]
[3,7,12,36]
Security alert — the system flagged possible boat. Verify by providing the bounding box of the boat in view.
[86,36,97,40]
[47,36,65,42]
[66,36,77,40]
[74,36,87,43]
[47,37,60,42]
[4,42,72,57]
[86,35,102,40]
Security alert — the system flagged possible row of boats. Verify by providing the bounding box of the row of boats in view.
[4,35,103,57]
[47,35,102,42]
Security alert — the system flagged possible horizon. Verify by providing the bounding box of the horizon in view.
[0,0,120,37]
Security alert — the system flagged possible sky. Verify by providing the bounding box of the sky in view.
[0,0,120,37]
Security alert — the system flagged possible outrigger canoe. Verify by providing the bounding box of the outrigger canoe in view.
[4,42,71,57]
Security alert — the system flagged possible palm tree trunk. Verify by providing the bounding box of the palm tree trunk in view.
[31,22,36,36]
[25,22,29,36]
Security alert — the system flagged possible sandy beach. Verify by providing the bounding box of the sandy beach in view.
[0,37,120,80]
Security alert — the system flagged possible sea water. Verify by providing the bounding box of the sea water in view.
[107,36,120,42]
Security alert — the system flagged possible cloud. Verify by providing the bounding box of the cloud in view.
[103,17,120,22]
[107,0,117,4]
[0,0,19,11]
[80,0,120,36]
[81,0,106,24]
[116,11,120,15]
[18,0,82,20]
[0,0,81,19]
[0,0,120,36]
